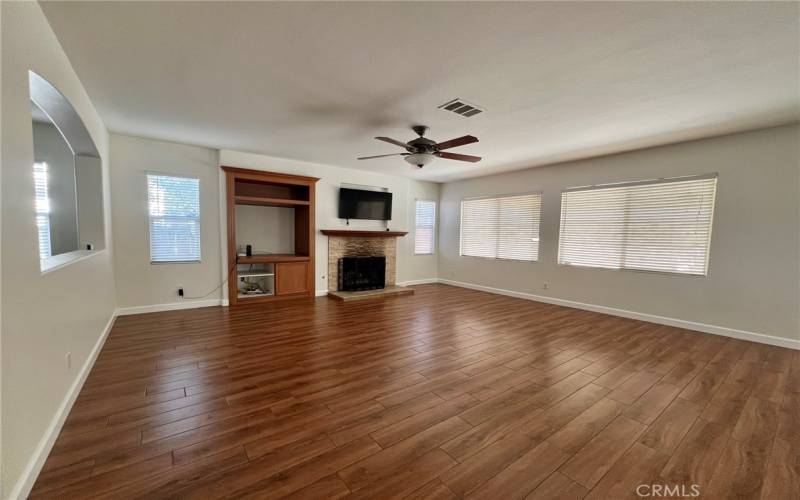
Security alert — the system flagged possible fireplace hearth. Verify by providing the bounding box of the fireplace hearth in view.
[338,256,386,291]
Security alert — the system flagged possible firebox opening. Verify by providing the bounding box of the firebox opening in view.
[338,256,386,291]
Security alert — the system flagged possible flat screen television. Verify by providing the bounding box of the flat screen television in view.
[338,188,392,220]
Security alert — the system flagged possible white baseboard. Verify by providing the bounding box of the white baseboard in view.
[315,289,329,297]
[8,312,118,500]
[116,298,223,316]
[438,279,799,350]
[396,278,439,286]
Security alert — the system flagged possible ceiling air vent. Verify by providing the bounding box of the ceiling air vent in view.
[438,98,484,118]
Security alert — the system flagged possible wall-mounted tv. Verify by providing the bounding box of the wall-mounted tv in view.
[338,188,392,221]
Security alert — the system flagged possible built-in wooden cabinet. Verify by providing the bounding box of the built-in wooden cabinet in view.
[223,166,319,305]
[276,262,309,295]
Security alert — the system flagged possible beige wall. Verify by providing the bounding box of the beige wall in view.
[219,150,440,294]
[1,2,117,496]
[110,134,222,309]
[74,155,106,251]
[438,125,800,342]
[401,180,440,284]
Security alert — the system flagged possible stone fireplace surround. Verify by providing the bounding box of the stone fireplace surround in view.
[326,235,398,292]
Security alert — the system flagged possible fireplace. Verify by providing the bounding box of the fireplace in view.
[338,256,386,291]
[326,234,396,292]
[323,230,412,301]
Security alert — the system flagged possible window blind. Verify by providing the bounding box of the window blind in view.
[34,162,51,260]
[558,175,717,276]
[148,174,201,263]
[415,200,436,255]
[460,193,541,261]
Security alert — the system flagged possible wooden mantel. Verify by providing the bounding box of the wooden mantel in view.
[320,229,408,238]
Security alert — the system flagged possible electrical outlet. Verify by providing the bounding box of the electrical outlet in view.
[543,282,550,290]
[178,287,184,299]
[66,352,72,371]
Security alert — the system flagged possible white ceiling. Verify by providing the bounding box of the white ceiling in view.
[41,1,799,182]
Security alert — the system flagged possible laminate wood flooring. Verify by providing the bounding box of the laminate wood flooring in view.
[31,284,799,499]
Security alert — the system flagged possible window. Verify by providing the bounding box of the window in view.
[460,193,541,261]
[34,161,51,260]
[147,174,201,263]
[558,174,717,276]
[415,200,436,255]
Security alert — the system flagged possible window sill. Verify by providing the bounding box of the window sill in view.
[41,249,105,274]
[459,255,538,263]
[557,262,708,278]
[150,260,202,265]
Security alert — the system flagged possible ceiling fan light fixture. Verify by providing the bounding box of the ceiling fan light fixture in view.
[405,153,436,168]
[359,126,480,168]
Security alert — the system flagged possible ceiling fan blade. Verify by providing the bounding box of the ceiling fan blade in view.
[437,152,482,163]
[357,153,408,160]
[374,137,409,149]
[436,135,479,151]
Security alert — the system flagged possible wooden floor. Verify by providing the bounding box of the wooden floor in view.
[32,284,798,499]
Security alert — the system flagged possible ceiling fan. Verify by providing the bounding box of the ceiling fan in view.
[357,125,481,168]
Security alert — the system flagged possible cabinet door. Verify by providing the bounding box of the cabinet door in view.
[276,262,309,295]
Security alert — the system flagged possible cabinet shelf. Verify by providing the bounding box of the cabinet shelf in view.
[235,195,309,208]
[238,272,275,278]
[237,254,310,264]
[237,291,275,299]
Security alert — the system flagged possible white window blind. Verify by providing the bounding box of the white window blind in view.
[415,200,436,255]
[558,175,717,276]
[34,161,51,260]
[460,193,541,261]
[148,174,201,263]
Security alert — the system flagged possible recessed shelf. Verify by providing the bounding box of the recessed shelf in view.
[235,195,309,207]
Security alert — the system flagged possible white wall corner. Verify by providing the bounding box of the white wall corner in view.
[437,279,800,350]
[8,312,117,500]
